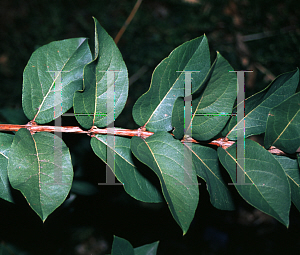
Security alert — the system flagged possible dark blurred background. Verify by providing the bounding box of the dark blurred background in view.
[0,0,300,254]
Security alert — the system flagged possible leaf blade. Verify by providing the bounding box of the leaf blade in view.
[133,36,210,132]
[134,241,159,255]
[131,132,199,234]
[7,129,73,221]
[264,92,300,154]
[189,143,235,210]
[91,134,163,203]
[73,18,129,129]
[274,155,300,212]
[22,38,92,123]
[111,236,134,255]
[218,139,291,227]
[0,133,14,203]
[172,53,237,140]
[227,69,299,139]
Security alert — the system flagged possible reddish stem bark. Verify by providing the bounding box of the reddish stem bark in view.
[0,123,288,156]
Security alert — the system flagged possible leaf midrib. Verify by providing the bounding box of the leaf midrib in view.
[33,40,86,121]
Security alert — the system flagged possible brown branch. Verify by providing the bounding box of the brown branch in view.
[0,123,289,156]
[114,0,143,44]
[0,123,89,134]
[0,123,153,137]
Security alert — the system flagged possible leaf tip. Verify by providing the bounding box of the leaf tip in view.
[284,218,289,228]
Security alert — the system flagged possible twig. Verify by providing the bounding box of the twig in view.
[254,62,276,82]
[241,26,296,42]
[114,0,143,44]
[0,123,289,156]
[0,124,152,137]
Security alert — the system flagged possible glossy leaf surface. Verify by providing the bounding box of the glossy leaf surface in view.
[134,241,159,255]
[218,139,291,227]
[22,38,92,124]
[108,236,159,255]
[131,132,199,234]
[111,236,134,255]
[274,155,300,211]
[227,69,299,140]
[0,133,14,203]
[74,18,128,129]
[172,53,236,141]
[171,97,185,139]
[188,143,235,210]
[7,129,73,221]
[264,92,300,154]
[91,134,162,202]
[132,35,210,132]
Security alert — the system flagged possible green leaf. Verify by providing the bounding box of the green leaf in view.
[108,237,159,255]
[7,129,73,221]
[134,241,159,255]
[171,97,185,139]
[220,99,237,137]
[74,17,129,129]
[111,236,134,255]
[172,52,236,141]
[22,38,92,124]
[132,35,210,132]
[91,134,162,203]
[192,53,236,140]
[227,69,299,140]
[189,143,235,210]
[274,155,300,212]
[264,92,300,154]
[0,133,14,203]
[131,132,199,235]
[217,139,291,227]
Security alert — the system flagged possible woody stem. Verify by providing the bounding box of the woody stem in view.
[0,123,288,156]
